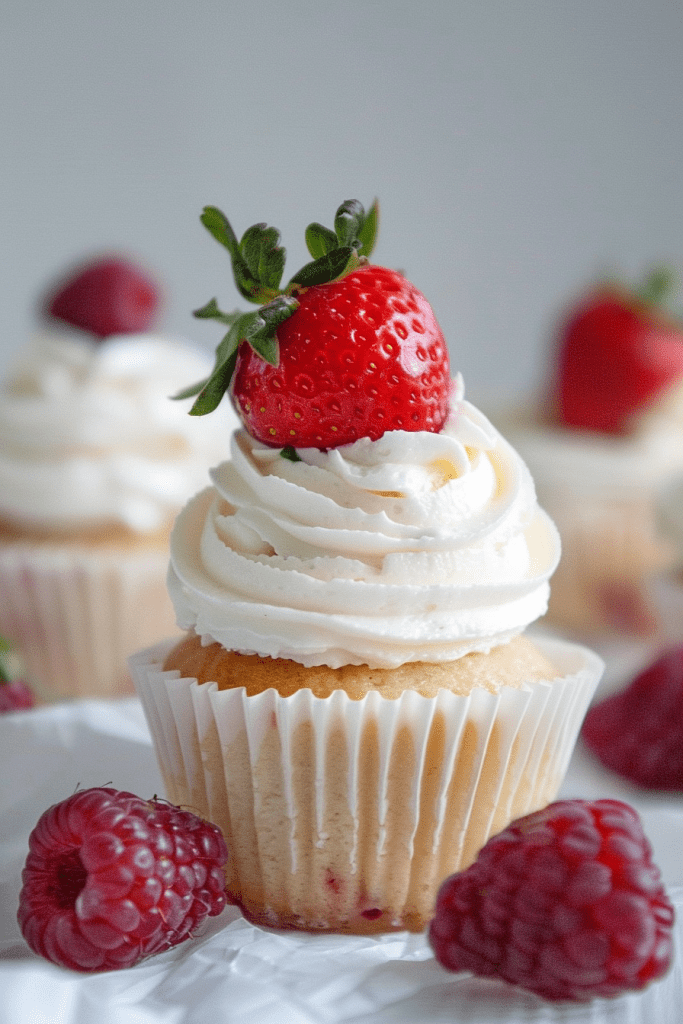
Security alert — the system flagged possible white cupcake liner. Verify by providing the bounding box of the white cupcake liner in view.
[535,487,671,636]
[130,636,603,934]
[0,542,180,700]
[646,572,683,646]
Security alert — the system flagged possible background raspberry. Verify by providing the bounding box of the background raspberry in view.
[582,646,683,790]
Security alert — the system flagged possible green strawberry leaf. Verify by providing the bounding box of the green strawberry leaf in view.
[188,349,238,415]
[200,206,265,305]
[280,445,301,462]
[193,298,242,326]
[357,199,379,258]
[259,246,287,294]
[288,246,358,289]
[214,316,245,364]
[187,316,245,414]
[200,205,239,252]
[240,223,286,293]
[171,378,208,401]
[176,301,245,400]
[240,223,268,278]
[241,294,299,364]
[305,222,339,260]
[334,200,366,248]
[239,312,278,365]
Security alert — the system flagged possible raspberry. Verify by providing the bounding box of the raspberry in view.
[429,799,674,1002]
[18,787,228,972]
[0,677,35,713]
[582,647,683,790]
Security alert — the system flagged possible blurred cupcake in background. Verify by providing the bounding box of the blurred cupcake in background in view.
[646,474,683,646]
[495,268,683,638]
[0,254,238,701]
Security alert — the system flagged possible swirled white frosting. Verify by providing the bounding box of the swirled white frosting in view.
[0,330,238,534]
[168,377,561,668]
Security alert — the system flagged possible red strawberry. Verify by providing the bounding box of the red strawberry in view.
[429,799,674,1002]
[553,270,683,434]
[18,787,228,972]
[177,199,452,448]
[45,255,160,338]
[233,265,450,447]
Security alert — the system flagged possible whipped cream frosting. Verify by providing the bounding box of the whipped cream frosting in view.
[0,330,238,534]
[168,377,560,669]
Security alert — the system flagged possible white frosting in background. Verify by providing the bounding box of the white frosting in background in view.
[492,382,683,497]
[0,330,238,534]
[168,378,561,669]
[506,423,683,495]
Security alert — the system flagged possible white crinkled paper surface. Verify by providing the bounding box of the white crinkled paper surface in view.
[2,636,683,1024]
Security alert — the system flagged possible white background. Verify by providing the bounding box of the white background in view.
[2,0,683,402]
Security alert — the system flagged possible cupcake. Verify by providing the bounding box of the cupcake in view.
[646,474,683,645]
[130,199,604,934]
[494,269,683,637]
[0,255,238,700]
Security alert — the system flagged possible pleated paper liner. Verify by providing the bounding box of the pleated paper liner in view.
[0,542,179,700]
[130,636,603,934]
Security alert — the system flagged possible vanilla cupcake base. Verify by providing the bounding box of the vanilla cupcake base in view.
[130,636,603,934]
[0,537,180,700]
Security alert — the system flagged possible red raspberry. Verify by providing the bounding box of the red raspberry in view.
[429,799,674,1002]
[0,677,35,713]
[18,787,228,972]
[232,265,451,448]
[45,256,159,338]
[582,647,683,790]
